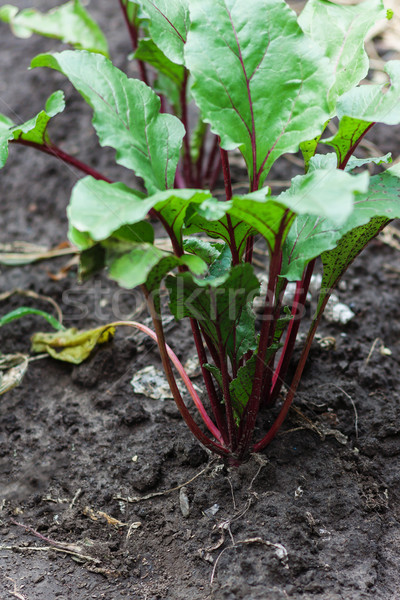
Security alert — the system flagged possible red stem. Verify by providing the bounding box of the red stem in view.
[252,294,329,453]
[204,135,219,181]
[190,319,229,445]
[236,219,287,458]
[269,259,316,403]
[180,70,193,187]
[213,310,237,451]
[209,154,223,191]
[139,290,228,456]
[14,140,112,183]
[118,0,149,85]
[111,319,223,444]
[338,123,375,170]
[220,146,240,265]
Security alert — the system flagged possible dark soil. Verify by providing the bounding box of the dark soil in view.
[1,2,400,599]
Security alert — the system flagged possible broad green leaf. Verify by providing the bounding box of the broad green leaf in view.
[31,325,115,364]
[299,0,385,103]
[31,51,185,193]
[68,226,95,251]
[122,0,146,27]
[229,355,257,421]
[282,164,400,281]
[308,153,337,171]
[166,263,260,364]
[68,177,152,241]
[277,168,369,225]
[153,72,181,112]
[134,39,184,86]
[0,91,65,168]
[324,61,400,167]
[0,1,109,56]
[110,222,155,245]
[282,214,342,281]
[229,309,292,420]
[300,130,325,172]
[337,61,400,125]
[184,0,333,187]
[317,164,400,309]
[108,244,205,291]
[183,239,224,265]
[207,245,232,280]
[185,212,253,258]
[69,178,212,249]
[153,189,212,244]
[72,221,155,281]
[138,0,189,65]
[322,117,373,168]
[107,246,164,289]
[227,191,295,254]
[145,253,206,313]
[0,307,64,331]
[317,216,388,313]
[226,169,367,257]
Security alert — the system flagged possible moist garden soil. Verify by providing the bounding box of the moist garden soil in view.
[2,2,400,599]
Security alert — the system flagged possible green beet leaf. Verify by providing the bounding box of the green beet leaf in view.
[345,153,392,172]
[138,0,189,65]
[31,50,185,194]
[0,91,65,168]
[299,0,385,104]
[282,164,400,282]
[134,39,184,87]
[184,0,333,188]
[317,164,400,310]
[276,168,369,226]
[108,243,205,292]
[227,309,292,421]
[0,1,108,56]
[323,62,400,168]
[68,177,153,241]
[69,177,213,247]
[71,221,155,281]
[166,263,260,365]
[337,61,400,125]
[227,191,295,254]
[153,189,212,244]
[182,239,224,265]
[321,117,372,169]
[184,197,253,258]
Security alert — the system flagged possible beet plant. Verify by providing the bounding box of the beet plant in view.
[1,0,400,463]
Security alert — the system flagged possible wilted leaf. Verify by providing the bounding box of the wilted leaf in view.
[31,325,115,364]
[0,353,29,395]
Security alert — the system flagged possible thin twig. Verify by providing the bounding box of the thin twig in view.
[114,461,215,503]
[365,337,381,365]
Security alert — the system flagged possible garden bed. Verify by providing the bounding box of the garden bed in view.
[1,2,400,599]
